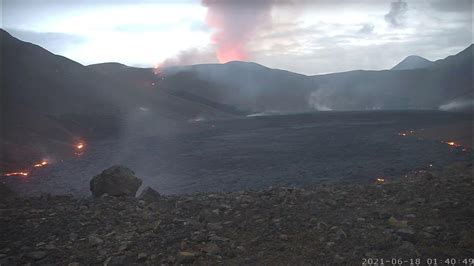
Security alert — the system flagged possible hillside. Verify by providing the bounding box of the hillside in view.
[85,46,473,114]
[153,46,473,112]
[391,55,433,70]
[1,162,472,264]
[311,45,473,111]
[0,29,240,172]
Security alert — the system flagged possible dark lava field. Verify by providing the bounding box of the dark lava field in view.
[2,111,472,196]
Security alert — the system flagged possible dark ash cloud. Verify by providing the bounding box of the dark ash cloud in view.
[385,0,408,27]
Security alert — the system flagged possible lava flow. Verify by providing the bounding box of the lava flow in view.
[4,172,29,177]
[33,161,48,168]
[398,130,415,136]
[74,141,87,156]
[444,141,460,147]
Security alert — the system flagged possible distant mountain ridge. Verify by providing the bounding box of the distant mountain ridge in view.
[88,44,473,113]
[153,44,473,112]
[391,55,433,70]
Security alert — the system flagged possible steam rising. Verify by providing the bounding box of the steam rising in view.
[308,90,332,111]
[439,99,474,111]
[160,48,218,68]
[202,0,273,63]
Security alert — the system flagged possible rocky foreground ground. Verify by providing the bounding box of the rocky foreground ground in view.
[1,163,473,265]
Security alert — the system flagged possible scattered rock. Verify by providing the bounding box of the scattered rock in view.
[388,216,408,228]
[1,162,472,264]
[178,251,197,263]
[69,233,78,242]
[26,251,47,260]
[207,222,223,231]
[334,254,345,263]
[104,255,127,266]
[202,243,221,254]
[90,166,142,197]
[396,228,416,242]
[137,186,161,202]
[88,235,104,246]
[137,252,147,262]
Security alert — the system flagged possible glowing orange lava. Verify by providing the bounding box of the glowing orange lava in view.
[4,172,29,177]
[153,63,161,75]
[33,161,48,168]
[444,141,460,147]
[76,143,84,150]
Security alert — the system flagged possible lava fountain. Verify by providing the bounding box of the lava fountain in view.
[33,161,48,168]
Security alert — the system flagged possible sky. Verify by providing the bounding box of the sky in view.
[2,0,472,75]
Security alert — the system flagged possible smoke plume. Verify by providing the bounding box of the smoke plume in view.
[201,0,274,63]
[160,48,218,68]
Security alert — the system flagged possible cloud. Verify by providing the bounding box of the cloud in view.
[358,23,375,34]
[384,0,408,27]
[430,0,472,13]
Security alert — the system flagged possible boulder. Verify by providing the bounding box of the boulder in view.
[90,166,142,197]
[137,186,161,202]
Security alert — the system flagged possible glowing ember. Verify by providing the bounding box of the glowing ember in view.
[153,63,161,75]
[442,141,461,147]
[76,143,84,150]
[33,161,48,168]
[375,178,385,184]
[4,172,29,177]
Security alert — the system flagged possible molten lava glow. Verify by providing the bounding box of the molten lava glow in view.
[33,161,48,168]
[215,44,247,63]
[4,172,29,177]
[153,63,161,75]
[446,141,457,146]
[76,143,84,150]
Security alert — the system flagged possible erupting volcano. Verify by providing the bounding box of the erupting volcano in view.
[202,0,272,63]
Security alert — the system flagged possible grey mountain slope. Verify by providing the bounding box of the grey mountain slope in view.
[155,45,472,112]
[391,55,433,70]
[0,29,238,171]
[88,45,472,113]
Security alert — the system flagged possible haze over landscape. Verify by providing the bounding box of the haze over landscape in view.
[1,1,474,264]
